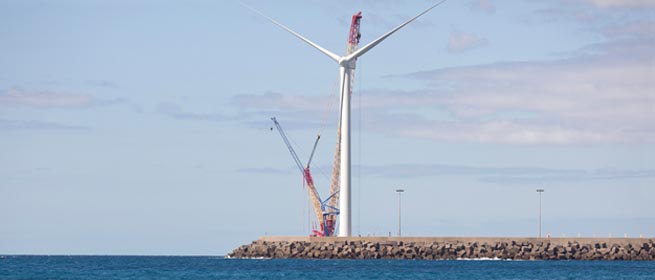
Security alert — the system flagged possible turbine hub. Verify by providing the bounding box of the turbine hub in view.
[338,57,357,69]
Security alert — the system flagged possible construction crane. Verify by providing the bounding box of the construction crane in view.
[270,117,339,236]
[267,13,362,237]
[251,0,442,236]
[325,11,363,236]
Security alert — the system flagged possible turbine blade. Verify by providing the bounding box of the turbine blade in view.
[344,0,447,61]
[241,2,342,63]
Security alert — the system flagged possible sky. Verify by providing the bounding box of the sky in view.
[1,0,654,255]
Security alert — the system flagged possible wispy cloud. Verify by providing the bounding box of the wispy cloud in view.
[189,2,654,146]
[243,162,655,184]
[362,163,655,184]
[393,119,643,145]
[600,20,655,39]
[470,0,495,14]
[0,88,94,108]
[156,102,229,122]
[237,167,290,175]
[0,87,127,109]
[576,0,655,9]
[230,36,655,145]
[225,39,655,145]
[0,119,89,131]
[155,98,326,130]
[86,80,119,89]
[232,91,332,112]
[361,163,577,178]
[531,0,655,25]
[446,30,489,53]
[230,92,337,129]
[391,14,654,145]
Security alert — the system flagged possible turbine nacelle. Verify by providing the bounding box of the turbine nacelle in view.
[338,57,357,69]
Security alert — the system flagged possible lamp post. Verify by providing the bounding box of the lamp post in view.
[536,189,544,238]
[396,189,405,237]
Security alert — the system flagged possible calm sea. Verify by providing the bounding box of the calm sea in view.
[1,255,654,280]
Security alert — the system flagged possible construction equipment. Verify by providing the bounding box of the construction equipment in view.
[270,117,339,236]
[325,11,363,237]
[248,1,444,236]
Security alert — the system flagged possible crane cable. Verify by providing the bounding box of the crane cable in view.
[320,75,341,135]
[311,75,341,184]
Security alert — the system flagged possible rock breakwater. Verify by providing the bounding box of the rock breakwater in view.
[229,237,654,261]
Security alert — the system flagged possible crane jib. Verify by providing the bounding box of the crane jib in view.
[271,117,337,236]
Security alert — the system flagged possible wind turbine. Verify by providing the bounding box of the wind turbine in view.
[245,1,446,237]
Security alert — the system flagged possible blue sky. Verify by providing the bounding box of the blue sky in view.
[1,0,654,255]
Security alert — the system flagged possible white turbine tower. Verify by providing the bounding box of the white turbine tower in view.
[246,1,445,237]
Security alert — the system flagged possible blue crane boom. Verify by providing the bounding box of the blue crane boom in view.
[271,117,305,174]
[271,117,337,236]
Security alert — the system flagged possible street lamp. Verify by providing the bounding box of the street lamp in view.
[396,189,405,237]
[536,189,544,238]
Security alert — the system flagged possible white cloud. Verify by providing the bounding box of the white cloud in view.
[402,38,655,144]
[221,3,654,146]
[532,1,655,25]
[0,119,89,130]
[358,163,655,183]
[470,0,495,14]
[237,167,290,175]
[156,102,230,122]
[398,120,642,145]
[447,31,489,53]
[240,161,655,182]
[601,20,655,38]
[231,33,654,145]
[0,88,94,109]
[227,37,654,145]
[0,87,127,109]
[232,91,332,112]
[576,0,655,8]
[86,80,119,89]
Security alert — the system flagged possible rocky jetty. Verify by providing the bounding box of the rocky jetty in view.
[228,237,655,261]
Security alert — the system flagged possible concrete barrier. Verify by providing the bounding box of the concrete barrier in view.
[228,236,655,260]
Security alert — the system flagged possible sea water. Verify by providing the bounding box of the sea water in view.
[1,255,654,279]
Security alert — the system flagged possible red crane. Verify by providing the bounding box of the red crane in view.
[271,117,338,236]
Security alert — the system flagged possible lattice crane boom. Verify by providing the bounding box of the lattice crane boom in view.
[326,12,363,236]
